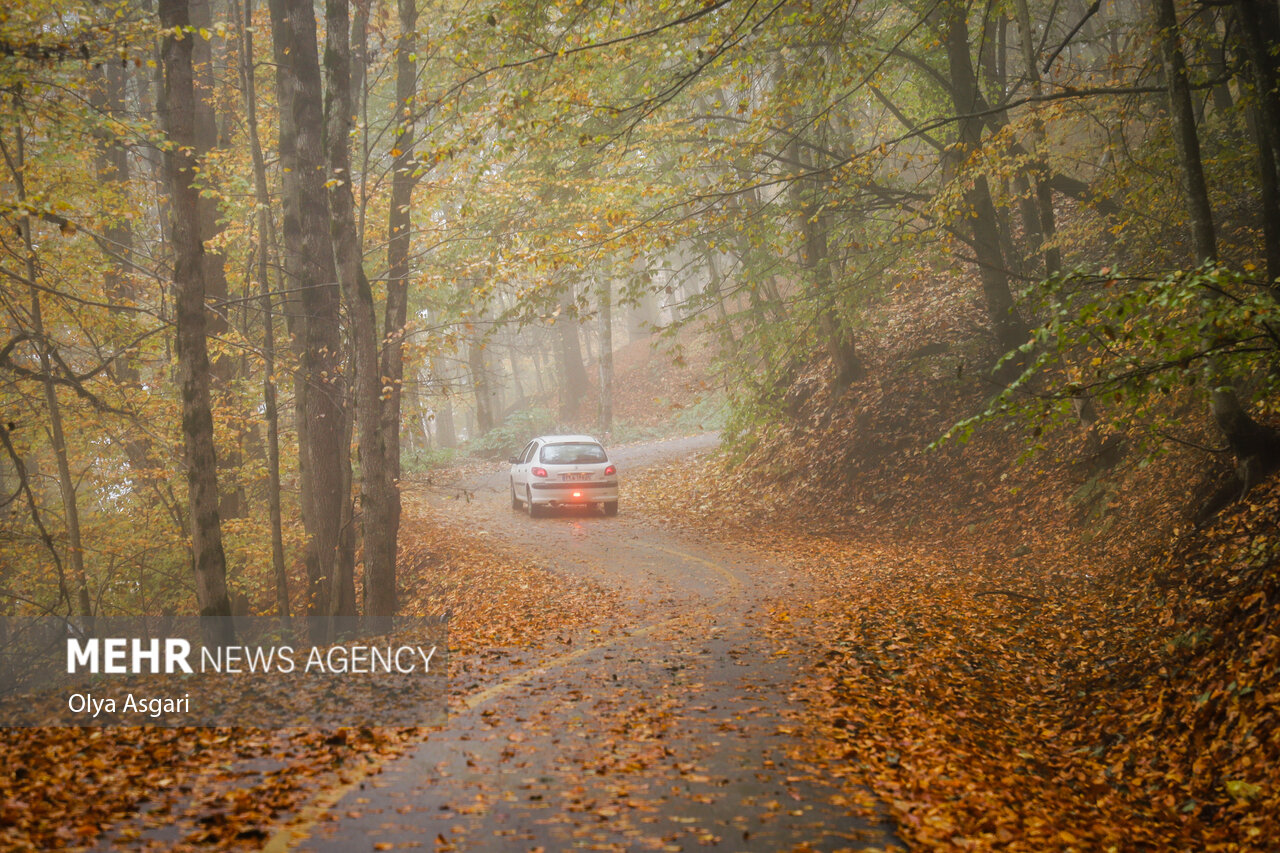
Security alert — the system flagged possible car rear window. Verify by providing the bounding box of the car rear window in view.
[540,443,607,464]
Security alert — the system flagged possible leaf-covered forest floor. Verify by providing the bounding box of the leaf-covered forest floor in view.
[622,277,1280,849]
[632,453,1280,850]
[0,495,626,852]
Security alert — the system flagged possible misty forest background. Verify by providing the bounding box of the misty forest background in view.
[2,0,1279,673]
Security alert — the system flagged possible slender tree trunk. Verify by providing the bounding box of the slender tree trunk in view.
[365,0,419,632]
[159,0,236,646]
[239,0,290,633]
[0,423,76,640]
[1154,0,1280,485]
[414,378,432,452]
[469,335,495,434]
[942,1,1028,357]
[332,375,358,637]
[1154,0,1217,263]
[11,125,94,636]
[1016,0,1106,447]
[323,0,380,635]
[435,381,457,449]
[598,279,614,433]
[270,0,345,643]
[763,276,789,324]
[531,338,547,396]
[86,57,137,625]
[704,250,736,344]
[383,0,416,448]
[144,16,173,251]
[1193,10,1239,129]
[88,61,139,379]
[1247,106,1280,286]
[738,183,791,328]
[1233,0,1280,282]
[1013,0,1061,276]
[502,316,528,409]
[264,0,315,631]
[788,139,865,389]
[31,288,95,638]
[353,0,370,244]
[583,320,596,364]
[557,282,590,421]
[627,290,659,342]
[88,56,186,517]
[509,349,528,407]
[189,0,246,520]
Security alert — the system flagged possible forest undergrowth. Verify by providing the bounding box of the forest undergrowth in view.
[629,278,1280,850]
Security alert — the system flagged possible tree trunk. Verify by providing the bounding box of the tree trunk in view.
[435,383,457,449]
[502,315,528,410]
[269,0,345,643]
[366,0,419,632]
[557,283,590,421]
[788,139,865,389]
[1013,0,1061,276]
[384,0,416,452]
[1246,104,1280,287]
[190,0,245,521]
[88,60,139,380]
[239,0,290,634]
[942,0,1028,357]
[598,279,614,433]
[469,336,496,435]
[87,56,186,519]
[324,0,388,635]
[704,250,736,344]
[331,378,358,638]
[531,337,547,396]
[1154,0,1217,263]
[1233,0,1280,283]
[12,140,94,635]
[353,0,370,244]
[159,0,236,646]
[627,286,660,343]
[1155,0,1280,487]
[0,423,77,643]
[265,0,316,634]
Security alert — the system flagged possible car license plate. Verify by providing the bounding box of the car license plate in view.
[562,473,591,482]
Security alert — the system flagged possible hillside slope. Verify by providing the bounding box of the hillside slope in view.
[625,275,1280,850]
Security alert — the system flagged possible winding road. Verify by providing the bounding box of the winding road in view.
[271,435,898,852]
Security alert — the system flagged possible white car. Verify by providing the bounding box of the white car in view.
[509,434,619,517]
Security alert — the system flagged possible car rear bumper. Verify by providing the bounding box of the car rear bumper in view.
[529,481,618,504]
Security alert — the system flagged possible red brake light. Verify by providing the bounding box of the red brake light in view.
[531,467,548,478]
[604,465,616,476]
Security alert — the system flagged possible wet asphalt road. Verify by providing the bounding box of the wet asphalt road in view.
[276,434,898,852]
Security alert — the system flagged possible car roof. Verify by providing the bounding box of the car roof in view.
[534,434,602,445]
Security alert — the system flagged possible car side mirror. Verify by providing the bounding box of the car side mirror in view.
[508,456,519,464]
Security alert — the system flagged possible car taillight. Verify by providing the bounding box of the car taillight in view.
[604,465,616,476]
[532,467,548,478]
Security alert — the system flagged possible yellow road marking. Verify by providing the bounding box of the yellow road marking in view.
[645,541,745,591]
[262,540,736,851]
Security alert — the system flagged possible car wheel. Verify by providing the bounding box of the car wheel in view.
[527,486,542,518]
[604,500,618,517]
[511,481,521,510]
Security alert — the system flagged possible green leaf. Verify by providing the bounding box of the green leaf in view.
[1224,780,1262,802]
